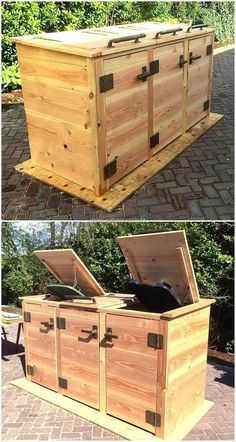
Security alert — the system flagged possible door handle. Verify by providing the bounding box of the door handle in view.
[81,325,98,339]
[107,33,146,48]
[189,52,202,64]
[40,318,54,330]
[179,55,188,68]
[104,327,118,342]
[137,66,152,82]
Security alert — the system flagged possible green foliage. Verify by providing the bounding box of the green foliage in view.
[2,1,234,90]
[2,64,21,91]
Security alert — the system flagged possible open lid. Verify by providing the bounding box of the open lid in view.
[118,230,199,306]
[34,249,106,298]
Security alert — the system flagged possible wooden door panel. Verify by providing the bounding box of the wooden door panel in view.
[186,35,212,129]
[59,310,99,409]
[106,314,160,433]
[104,51,149,185]
[152,42,184,154]
[24,303,57,391]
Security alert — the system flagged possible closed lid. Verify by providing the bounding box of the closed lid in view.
[118,230,199,306]
[12,21,213,58]
[34,249,106,297]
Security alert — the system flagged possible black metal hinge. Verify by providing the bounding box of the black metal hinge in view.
[59,377,68,389]
[24,312,31,322]
[27,365,34,376]
[100,73,113,93]
[150,60,159,75]
[150,132,159,149]
[204,100,210,111]
[206,44,213,56]
[104,158,117,180]
[147,333,163,349]
[57,317,66,329]
[146,411,161,427]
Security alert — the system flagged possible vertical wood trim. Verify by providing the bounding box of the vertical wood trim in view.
[94,59,109,195]
[99,312,107,414]
[207,33,214,116]
[182,39,189,134]
[147,48,154,159]
[155,319,168,438]
[176,247,195,305]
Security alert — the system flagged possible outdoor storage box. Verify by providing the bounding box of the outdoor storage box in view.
[22,231,214,440]
[13,22,214,196]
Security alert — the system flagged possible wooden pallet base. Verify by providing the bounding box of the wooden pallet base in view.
[11,378,213,441]
[15,113,223,212]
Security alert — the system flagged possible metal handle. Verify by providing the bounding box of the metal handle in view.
[137,66,152,82]
[107,33,146,48]
[155,27,183,39]
[189,52,202,64]
[187,24,208,33]
[104,327,118,342]
[40,318,54,329]
[81,325,98,339]
[179,55,188,68]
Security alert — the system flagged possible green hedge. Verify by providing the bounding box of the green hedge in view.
[2,1,234,90]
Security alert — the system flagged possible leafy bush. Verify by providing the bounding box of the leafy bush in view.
[2,1,234,91]
[2,64,21,91]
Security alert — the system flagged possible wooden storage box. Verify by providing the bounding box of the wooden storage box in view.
[22,231,214,440]
[13,22,214,196]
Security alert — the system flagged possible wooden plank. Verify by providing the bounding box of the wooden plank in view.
[106,314,159,433]
[34,249,106,298]
[99,312,107,414]
[161,298,215,320]
[11,378,158,440]
[118,230,198,307]
[163,307,211,439]
[15,112,223,212]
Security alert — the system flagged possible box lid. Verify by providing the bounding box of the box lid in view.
[118,230,199,305]
[12,21,214,58]
[34,249,106,297]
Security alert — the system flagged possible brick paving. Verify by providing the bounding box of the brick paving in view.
[2,47,234,220]
[2,324,234,441]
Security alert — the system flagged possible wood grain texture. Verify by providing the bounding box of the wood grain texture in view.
[186,35,212,129]
[106,313,160,433]
[15,112,223,212]
[34,249,106,297]
[162,307,211,439]
[58,310,100,408]
[118,230,199,306]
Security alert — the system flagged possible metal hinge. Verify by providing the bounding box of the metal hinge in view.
[150,132,159,149]
[100,73,113,93]
[146,410,161,427]
[59,377,68,389]
[206,44,213,56]
[57,317,66,329]
[204,100,210,111]
[150,60,159,75]
[104,158,117,179]
[27,365,34,376]
[147,333,163,349]
[24,312,31,322]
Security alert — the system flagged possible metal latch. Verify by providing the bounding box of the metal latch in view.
[100,73,114,93]
[104,158,117,180]
[59,377,68,389]
[150,132,160,149]
[57,317,66,329]
[24,312,31,322]
[27,365,34,376]
[146,410,161,427]
[204,100,210,111]
[206,44,213,56]
[147,333,163,349]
